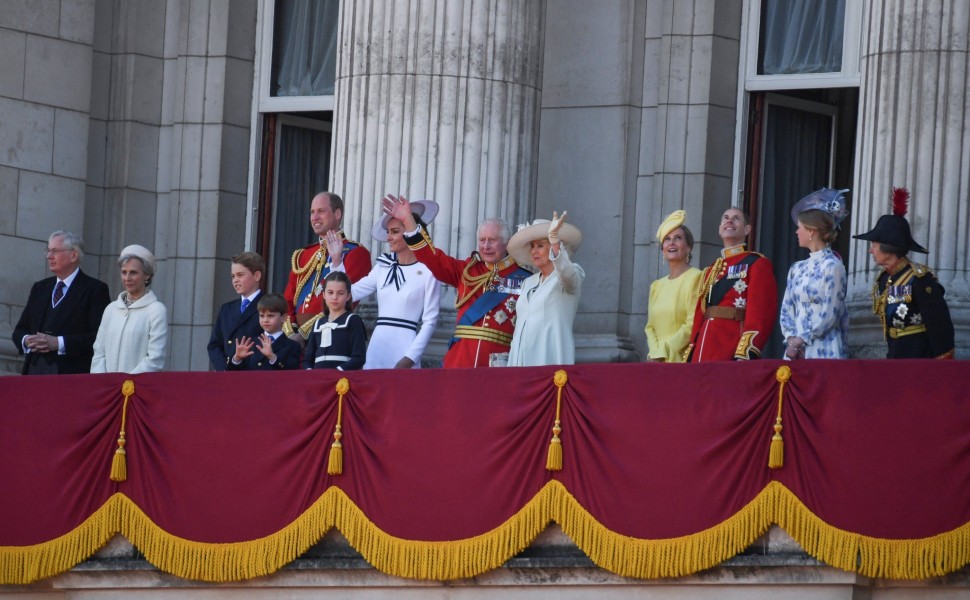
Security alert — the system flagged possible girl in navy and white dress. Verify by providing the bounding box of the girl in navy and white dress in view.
[328,200,441,369]
[303,271,367,371]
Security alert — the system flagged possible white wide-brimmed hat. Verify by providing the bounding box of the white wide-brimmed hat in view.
[372,199,440,242]
[507,218,583,268]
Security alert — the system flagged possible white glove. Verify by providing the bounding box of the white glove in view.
[548,211,567,245]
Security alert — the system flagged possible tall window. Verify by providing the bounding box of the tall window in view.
[733,0,861,357]
[249,0,340,288]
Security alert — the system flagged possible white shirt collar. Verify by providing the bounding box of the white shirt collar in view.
[60,267,81,288]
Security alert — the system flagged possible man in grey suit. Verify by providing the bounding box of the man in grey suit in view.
[12,231,111,375]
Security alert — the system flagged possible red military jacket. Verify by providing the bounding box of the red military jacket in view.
[283,233,371,339]
[687,245,778,362]
[406,227,529,368]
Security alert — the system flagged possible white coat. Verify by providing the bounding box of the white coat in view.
[91,290,168,373]
[507,247,584,367]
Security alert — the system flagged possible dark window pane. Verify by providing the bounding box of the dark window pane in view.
[269,120,331,289]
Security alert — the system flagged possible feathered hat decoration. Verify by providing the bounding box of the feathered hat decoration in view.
[892,187,909,217]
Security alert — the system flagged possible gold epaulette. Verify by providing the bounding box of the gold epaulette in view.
[406,226,434,252]
[297,313,323,340]
[909,262,932,278]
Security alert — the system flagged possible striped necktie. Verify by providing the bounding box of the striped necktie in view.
[52,281,65,306]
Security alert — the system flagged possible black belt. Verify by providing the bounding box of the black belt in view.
[376,317,418,332]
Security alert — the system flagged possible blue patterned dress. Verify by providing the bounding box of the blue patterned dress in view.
[779,248,849,359]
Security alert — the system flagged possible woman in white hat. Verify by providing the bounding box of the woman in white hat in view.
[645,210,703,362]
[506,212,584,367]
[91,244,169,373]
[328,200,441,369]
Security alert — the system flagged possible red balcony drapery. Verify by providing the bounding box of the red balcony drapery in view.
[2,361,968,583]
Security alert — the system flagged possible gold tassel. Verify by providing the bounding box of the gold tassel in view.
[110,380,135,482]
[546,370,568,471]
[768,366,791,469]
[328,377,349,476]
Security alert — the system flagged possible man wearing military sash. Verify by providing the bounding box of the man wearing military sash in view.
[853,187,955,359]
[283,192,371,344]
[687,207,778,362]
[383,194,530,368]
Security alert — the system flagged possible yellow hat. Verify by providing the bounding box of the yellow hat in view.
[656,210,686,242]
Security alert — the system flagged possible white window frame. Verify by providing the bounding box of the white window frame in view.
[741,0,863,91]
[731,0,862,205]
[254,0,337,113]
[246,0,339,245]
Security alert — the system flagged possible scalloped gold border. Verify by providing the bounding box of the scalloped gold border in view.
[2,481,969,584]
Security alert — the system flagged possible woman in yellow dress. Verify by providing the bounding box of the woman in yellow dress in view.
[645,210,703,362]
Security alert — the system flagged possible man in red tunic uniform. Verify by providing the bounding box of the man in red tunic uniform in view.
[384,195,530,368]
[687,207,777,361]
[283,191,371,343]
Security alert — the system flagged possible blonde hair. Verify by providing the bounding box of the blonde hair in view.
[798,209,838,245]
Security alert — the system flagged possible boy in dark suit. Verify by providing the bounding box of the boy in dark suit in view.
[227,293,301,370]
[12,230,111,375]
[207,252,265,370]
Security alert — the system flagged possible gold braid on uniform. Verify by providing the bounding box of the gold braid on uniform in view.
[291,244,327,308]
[455,257,496,309]
[871,279,888,337]
[698,257,725,314]
[871,258,914,338]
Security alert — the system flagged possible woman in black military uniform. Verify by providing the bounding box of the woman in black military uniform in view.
[853,187,955,359]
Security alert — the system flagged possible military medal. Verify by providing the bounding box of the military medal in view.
[727,264,748,279]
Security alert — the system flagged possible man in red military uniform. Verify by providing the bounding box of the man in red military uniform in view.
[383,194,530,368]
[687,207,777,361]
[283,191,371,343]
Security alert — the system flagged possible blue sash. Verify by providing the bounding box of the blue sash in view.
[458,267,530,327]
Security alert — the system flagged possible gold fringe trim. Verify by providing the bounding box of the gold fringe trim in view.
[4,483,970,584]
[0,495,120,585]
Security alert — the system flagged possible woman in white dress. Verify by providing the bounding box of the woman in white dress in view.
[329,200,441,369]
[91,244,168,373]
[780,188,850,360]
[506,212,584,367]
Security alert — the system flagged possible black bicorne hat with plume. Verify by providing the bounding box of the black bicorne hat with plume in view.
[852,187,929,254]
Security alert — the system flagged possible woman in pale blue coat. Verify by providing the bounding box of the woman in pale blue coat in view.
[506,212,584,367]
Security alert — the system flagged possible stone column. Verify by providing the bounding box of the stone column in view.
[330,0,544,255]
[849,0,970,358]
